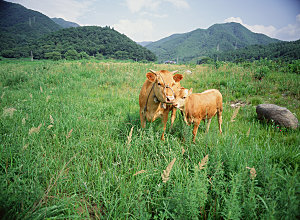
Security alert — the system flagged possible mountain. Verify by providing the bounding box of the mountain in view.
[146,22,281,62]
[0,0,156,61]
[4,26,156,61]
[0,0,62,51]
[51,18,80,28]
[137,41,153,47]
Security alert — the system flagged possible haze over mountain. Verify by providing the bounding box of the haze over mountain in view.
[146,22,281,62]
[51,18,80,28]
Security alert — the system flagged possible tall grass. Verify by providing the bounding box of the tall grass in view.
[0,60,299,219]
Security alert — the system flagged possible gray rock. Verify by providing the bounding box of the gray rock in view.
[256,104,298,129]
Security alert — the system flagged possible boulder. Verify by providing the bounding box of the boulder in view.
[256,104,298,129]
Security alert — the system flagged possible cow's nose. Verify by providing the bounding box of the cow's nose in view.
[166,96,174,102]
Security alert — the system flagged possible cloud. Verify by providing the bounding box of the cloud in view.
[275,14,300,41]
[224,16,300,41]
[7,0,94,22]
[140,11,168,18]
[125,0,189,13]
[113,19,154,42]
[224,17,277,37]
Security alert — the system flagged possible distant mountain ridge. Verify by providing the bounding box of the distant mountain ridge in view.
[51,18,80,28]
[146,22,281,62]
[137,41,153,47]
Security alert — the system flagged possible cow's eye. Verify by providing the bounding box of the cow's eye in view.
[157,82,162,86]
[183,96,187,99]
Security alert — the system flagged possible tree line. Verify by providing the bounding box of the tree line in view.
[206,40,300,63]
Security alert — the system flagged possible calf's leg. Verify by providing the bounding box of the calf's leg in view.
[192,119,201,143]
[139,109,146,128]
[170,108,177,129]
[161,111,170,141]
[217,110,222,134]
[206,118,212,133]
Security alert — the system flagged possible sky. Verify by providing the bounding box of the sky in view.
[7,0,300,42]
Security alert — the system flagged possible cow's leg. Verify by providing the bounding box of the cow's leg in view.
[139,109,146,128]
[192,119,201,143]
[161,111,169,141]
[206,118,212,133]
[217,110,222,134]
[170,107,177,129]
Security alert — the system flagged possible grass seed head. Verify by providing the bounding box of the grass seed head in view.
[181,147,186,156]
[50,115,54,124]
[133,170,146,176]
[246,127,251,137]
[2,107,17,118]
[199,154,209,170]
[161,158,176,183]
[127,126,134,146]
[246,167,257,179]
[66,128,73,139]
[47,125,54,129]
[230,106,241,122]
[22,118,26,125]
[29,124,42,135]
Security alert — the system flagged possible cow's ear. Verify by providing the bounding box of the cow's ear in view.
[173,74,183,82]
[188,88,193,96]
[146,72,156,82]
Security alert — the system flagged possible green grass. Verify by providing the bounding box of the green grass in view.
[0,60,299,219]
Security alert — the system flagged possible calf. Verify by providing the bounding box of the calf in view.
[174,88,223,142]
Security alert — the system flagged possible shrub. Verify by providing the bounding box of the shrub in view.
[95,53,104,60]
[254,66,270,80]
[79,51,90,60]
[45,51,62,61]
[64,49,79,60]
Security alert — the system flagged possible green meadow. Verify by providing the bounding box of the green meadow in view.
[0,59,299,219]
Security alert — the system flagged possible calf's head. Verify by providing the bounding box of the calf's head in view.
[173,87,193,110]
[146,69,183,104]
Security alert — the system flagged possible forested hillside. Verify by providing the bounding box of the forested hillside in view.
[208,40,300,62]
[0,0,156,61]
[2,26,157,61]
[0,0,62,52]
[146,22,280,62]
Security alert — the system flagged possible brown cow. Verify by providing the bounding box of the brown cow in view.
[139,69,183,140]
[174,88,223,142]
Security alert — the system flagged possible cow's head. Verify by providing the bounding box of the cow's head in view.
[173,87,193,110]
[146,69,183,104]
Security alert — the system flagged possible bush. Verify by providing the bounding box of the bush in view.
[79,51,90,60]
[1,49,16,58]
[254,66,270,80]
[64,49,79,60]
[95,53,104,60]
[45,51,62,61]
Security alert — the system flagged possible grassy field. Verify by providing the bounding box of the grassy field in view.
[0,59,299,219]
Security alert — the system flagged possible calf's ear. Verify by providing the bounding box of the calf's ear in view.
[188,88,193,96]
[173,74,183,82]
[146,72,156,82]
